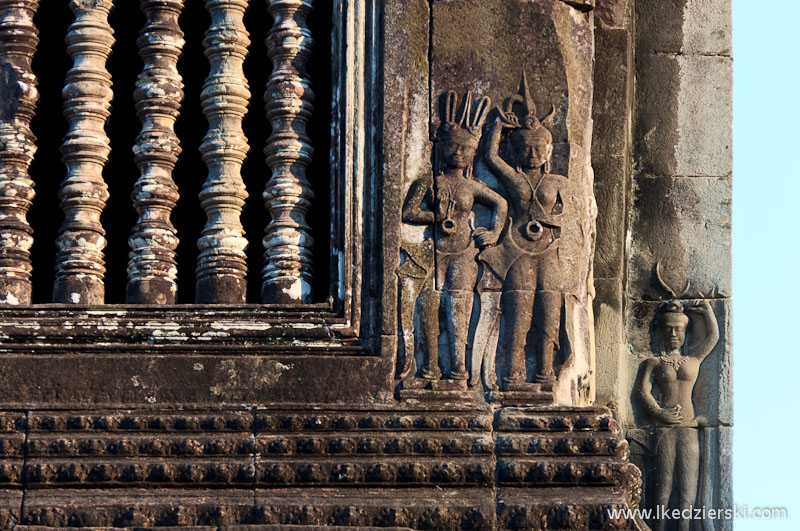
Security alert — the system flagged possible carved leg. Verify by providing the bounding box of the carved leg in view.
[653,429,677,531]
[397,275,424,379]
[446,290,472,380]
[534,289,560,383]
[676,428,700,531]
[470,291,500,388]
[418,284,441,379]
[501,290,534,384]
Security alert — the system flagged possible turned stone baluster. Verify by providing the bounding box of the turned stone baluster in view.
[127,0,185,304]
[53,0,114,305]
[262,0,315,304]
[0,0,39,305]
[195,0,250,304]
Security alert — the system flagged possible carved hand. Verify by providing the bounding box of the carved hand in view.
[472,227,499,248]
[494,108,520,129]
[655,405,683,426]
[686,299,713,315]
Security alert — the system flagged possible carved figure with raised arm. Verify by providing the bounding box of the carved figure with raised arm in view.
[633,280,720,531]
[481,73,567,388]
[398,90,507,384]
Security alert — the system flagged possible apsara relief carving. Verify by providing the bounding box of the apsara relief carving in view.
[632,267,720,531]
[398,73,595,404]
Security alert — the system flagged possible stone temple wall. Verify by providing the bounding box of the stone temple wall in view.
[592,1,733,530]
[0,1,731,529]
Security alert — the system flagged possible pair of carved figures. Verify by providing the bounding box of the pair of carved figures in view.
[634,275,720,531]
[398,74,566,391]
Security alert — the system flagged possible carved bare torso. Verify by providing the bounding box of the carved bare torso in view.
[650,355,700,427]
[505,170,566,255]
[435,174,480,254]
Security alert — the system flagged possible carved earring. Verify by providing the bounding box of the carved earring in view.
[544,158,551,173]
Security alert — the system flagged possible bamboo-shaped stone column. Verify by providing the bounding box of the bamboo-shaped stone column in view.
[53,0,114,305]
[127,0,185,304]
[0,0,39,305]
[262,0,315,304]
[195,0,250,304]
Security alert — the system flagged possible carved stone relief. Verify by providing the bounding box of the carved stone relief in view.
[629,269,722,531]
[398,68,596,406]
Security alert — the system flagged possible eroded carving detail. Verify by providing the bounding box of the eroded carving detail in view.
[53,0,115,304]
[483,73,567,390]
[633,272,720,531]
[399,90,507,388]
[195,0,250,303]
[262,0,316,304]
[126,0,186,304]
[0,0,39,306]
[399,74,587,401]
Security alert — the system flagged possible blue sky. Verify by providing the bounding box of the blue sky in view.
[732,1,799,529]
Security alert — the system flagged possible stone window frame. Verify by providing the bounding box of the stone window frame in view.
[0,0,382,351]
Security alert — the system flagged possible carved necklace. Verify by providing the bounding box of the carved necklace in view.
[658,354,687,371]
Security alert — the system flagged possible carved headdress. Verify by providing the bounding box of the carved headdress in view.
[436,90,490,146]
[655,263,690,327]
[434,91,490,178]
[505,71,556,142]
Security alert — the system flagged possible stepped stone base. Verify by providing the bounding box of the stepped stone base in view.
[0,405,647,530]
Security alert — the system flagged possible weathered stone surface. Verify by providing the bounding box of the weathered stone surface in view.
[53,0,115,305]
[593,155,627,280]
[0,0,39,306]
[592,278,627,414]
[635,54,732,178]
[262,0,317,304]
[627,425,731,531]
[592,25,632,159]
[0,489,21,528]
[21,489,255,527]
[673,56,732,177]
[416,0,596,405]
[595,0,628,28]
[628,176,731,300]
[636,0,731,56]
[624,298,731,428]
[127,0,185,305]
[431,0,593,150]
[717,426,733,531]
[0,0,735,527]
[195,0,250,304]
[382,0,430,337]
[0,352,394,408]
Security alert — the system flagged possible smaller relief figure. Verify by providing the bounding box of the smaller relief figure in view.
[481,72,567,388]
[398,90,507,387]
[633,271,720,531]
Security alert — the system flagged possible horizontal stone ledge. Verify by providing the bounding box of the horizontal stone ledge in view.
[0,355,394,408]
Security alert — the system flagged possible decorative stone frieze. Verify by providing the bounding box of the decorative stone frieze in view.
[0,407,644,530]
[127,0,185,304]
[53,0,115,305]
[398,0,597,406]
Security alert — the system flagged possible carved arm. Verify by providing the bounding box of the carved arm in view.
[634,358,682,426]
[401,177,435,225]
[471,182,508,248]
[484,116,527,197]
[686,300,720,361]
